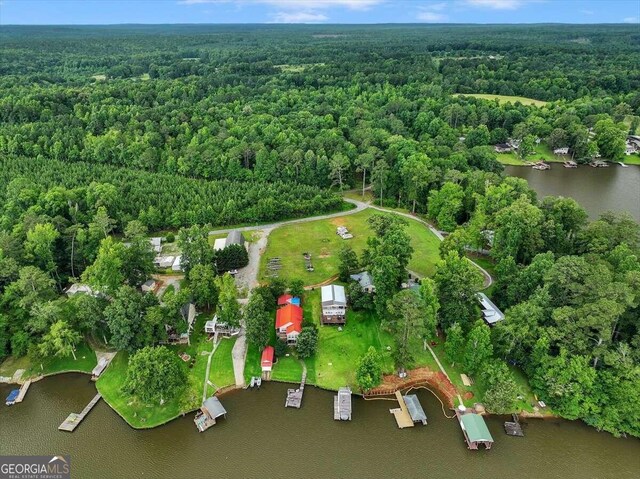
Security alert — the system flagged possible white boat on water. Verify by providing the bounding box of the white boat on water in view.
[618,162,629,168]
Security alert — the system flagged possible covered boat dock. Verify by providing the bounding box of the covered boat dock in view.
[404,394,427,425]
[194,397,227,432]
[456,407,494,450]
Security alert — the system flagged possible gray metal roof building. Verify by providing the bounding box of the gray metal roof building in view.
[225,230,245,247]
[404,394,427,425]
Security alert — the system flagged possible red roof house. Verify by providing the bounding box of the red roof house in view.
[277,294,293,306]
[275,304,303,344]
[261,346,274,372]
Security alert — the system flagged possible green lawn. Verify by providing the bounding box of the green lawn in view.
[496,143,565,165]
[209,337,236,390]
[621,154,640,165]
[260,208,441,284]
[96,314,221,428]
[453,93,548,107]
[0,341,97,379]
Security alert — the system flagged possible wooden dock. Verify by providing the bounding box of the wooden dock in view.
[285,363,306,408]
[14,380,31,403]
[389,391,414,429]
[58,393,102,432]
[504,413,524,437]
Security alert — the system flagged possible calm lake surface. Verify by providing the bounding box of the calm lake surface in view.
[505,164,640,221]
[1,375,639,479]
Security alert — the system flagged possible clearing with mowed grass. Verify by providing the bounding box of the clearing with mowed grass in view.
[453,93,548,107]
[259,209,441,284]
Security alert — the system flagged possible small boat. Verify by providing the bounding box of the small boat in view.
[618,162,629,168]
[5,389,19,406]
[563,161,577,168]
[255,377,262,388]
[249,377,256,388]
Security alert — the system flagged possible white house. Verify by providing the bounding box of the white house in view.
[65,283,97,297]
[477,293,504,326]
[154,255,174,269]
[321,284,347,325]
[149,237,162,253]
[213,238,227,251]
[553,147,570,155]
[172,255,183,272]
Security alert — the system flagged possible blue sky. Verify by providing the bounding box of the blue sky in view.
[1,0,639,25]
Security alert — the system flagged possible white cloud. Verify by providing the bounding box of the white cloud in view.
[417,11,447,21]
[270,10,329,22]
[465,0,526,9]
[427,2,448,11]
[580,9,593,15]
[179,0,383,9]
[623,16,638,24]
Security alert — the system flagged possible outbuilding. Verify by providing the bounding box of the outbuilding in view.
[350,271,375,293]
[477,292,504,326]
[261,346,274,373]
[226,230,246,247]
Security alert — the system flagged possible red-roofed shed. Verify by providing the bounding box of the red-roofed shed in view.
[261,346,274,372]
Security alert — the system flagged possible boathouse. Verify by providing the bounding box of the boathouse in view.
[195,397,227,432]
[457,408,494,450]
[404,394,427,425]
[261,346,274,380]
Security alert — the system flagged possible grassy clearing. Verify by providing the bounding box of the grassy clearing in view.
[91,74,107,81]
[260,209,440,284]
[624,115,640,135]
[496,143,566,165]
[453,93,547,107]
[0,341,97,379]
[274,63,325,73]
[97,313,220,428]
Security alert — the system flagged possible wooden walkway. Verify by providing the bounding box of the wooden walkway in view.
[389,391,414,429]
[285,361,307,408]
[504,413,524,437]
[14,380,31,403]
[58,393,102,432]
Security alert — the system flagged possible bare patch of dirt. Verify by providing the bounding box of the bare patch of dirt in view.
[368,367,457,408]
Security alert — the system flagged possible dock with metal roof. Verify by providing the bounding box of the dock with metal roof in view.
[456,407,494,450]
[404,394,427,425]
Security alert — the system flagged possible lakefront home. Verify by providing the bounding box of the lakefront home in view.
[350,271,375,293]
[276,304,303,344]
[321,284,347,325]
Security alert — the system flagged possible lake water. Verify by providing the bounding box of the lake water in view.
[1,375,639,479]
[505,164,640,221]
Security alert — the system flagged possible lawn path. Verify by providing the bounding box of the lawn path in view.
[426,343,463,406]
[203,332,220,402]
[232,330,247,388]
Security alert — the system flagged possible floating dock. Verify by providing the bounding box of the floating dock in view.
[285,365,306,408]
[334,387,352,421]
[58,393,102,432]
[504,413,524,437]
[15,380,31,403]
[389,391,414,429]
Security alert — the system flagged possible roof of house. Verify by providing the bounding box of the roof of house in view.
[321,284,347,305]
[495,143,511,149]
[226,230,245,246]
[66,283,95,295]
[460,413,494,443]
[202,397,227,419]
[275,304,303,334]
[477,292,505,324]
[143,279,156,288]
[261,346,274,368]
[213,238,227,251]
[350,271,374,289]
[404,394,427,423]
[277,294,293,305]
